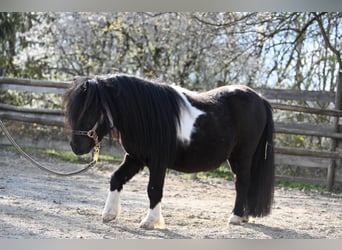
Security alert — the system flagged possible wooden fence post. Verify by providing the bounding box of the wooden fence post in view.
[327,69,342,191]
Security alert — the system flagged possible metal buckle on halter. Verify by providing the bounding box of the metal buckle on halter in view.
[72,123,99,145]
[86,129,99,144]
[72,113,102,142]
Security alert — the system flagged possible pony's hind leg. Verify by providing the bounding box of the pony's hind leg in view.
[139,166,166,229]
[102,154,144,223]
[228,156,252,225]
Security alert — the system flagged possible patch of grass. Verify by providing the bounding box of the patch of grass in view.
[98,154,123,162]
[1,144,86,163]
[45,149,123,163]
[1,144,39,155]
[45,149,80,163]
[0,144,123,163]
[276,180,327,193]
[183,163,234,181]
[203,163,234,180]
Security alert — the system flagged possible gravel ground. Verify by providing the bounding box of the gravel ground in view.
[1,148,342,239]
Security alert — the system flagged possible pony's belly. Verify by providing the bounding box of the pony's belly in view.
[172,144,229,173]
[170,161,222,173]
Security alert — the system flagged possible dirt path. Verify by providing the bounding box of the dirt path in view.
[1,148,342,239]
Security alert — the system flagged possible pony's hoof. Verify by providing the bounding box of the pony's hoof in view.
[102,190,121,223]
[102,207,120,223]
[241,215,249,223]
[102,213,117,223]
[139,217,165,230]
[228,214,242,225]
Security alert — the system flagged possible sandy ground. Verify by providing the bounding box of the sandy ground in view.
[1,147,342,239]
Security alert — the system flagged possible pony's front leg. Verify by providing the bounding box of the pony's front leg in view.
[102,154,144,223]
[139,167,166,229]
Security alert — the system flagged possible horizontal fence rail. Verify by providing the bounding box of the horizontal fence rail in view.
[1,77,342,189]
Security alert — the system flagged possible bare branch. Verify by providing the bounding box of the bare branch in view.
[313,12,342,67]
[191,12,257,28]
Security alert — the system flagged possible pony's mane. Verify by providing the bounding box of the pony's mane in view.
[103,75,186,167]
[65,74,187,167]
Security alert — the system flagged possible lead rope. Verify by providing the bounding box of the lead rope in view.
[0,119,100,177]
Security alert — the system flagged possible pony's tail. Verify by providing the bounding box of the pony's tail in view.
[247,99,275,217]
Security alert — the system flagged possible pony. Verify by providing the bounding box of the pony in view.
[64,74,275,229]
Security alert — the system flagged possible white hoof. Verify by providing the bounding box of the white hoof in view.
[139,216,165,230]
[102,213,119,223]
[102,190,121,223]
[139,203,165,229]
[228,214,242,225]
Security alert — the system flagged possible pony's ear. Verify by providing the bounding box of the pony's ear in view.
[103,77,119,96]
[82,80,89,92]
[82,79,97,92]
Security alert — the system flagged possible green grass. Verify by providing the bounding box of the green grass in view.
[183,162,234,181]
[45,149,81,162]
[0,144,123,163]
[45,149,123,163]
[276,180,327,193]
[201,163,234,180]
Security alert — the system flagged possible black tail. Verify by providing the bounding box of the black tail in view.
[247,99,275,217]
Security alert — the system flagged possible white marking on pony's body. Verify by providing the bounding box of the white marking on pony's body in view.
[171,85,205,144]
[102,190,121,223]
[139,202,165,229]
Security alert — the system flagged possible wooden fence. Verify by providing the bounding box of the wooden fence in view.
[1,76,342,190]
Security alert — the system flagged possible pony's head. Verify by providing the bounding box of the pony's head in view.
[64,77,112,155]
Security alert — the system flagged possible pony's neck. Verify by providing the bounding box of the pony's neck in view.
[95,80,115,130]
[103,102,114,129]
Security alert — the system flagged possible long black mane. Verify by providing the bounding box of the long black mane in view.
[65,74,187,167]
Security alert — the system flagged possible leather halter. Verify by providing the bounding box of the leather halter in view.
[71,104,114,147]
[72,116,101,147]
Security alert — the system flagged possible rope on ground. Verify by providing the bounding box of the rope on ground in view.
[0,119,99,177]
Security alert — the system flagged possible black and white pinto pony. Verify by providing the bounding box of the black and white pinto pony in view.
[64,74,275,229]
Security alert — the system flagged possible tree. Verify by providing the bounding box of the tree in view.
[0,12,28,76]
[5,12,341,93]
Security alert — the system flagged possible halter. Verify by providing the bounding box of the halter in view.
[71,105,114,149]
[72,118,101,147]
[71,115,102,162]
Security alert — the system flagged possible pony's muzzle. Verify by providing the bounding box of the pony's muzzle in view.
[70,141,82,155]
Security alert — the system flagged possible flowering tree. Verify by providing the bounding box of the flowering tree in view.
[2,12,341,92]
